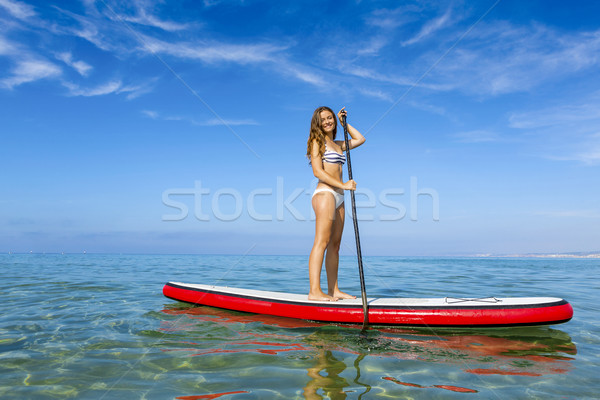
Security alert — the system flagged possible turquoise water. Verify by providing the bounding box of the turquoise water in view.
[0,254,598,399]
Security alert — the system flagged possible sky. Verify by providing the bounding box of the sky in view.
[1,0,599,256]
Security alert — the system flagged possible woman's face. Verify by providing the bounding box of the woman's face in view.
[320,110,336,134]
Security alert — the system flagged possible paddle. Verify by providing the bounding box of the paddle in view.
[341,114,369,329]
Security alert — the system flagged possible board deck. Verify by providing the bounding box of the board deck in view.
[163,282,573,327]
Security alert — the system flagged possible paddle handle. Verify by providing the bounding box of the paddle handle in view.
[341,115,369,329]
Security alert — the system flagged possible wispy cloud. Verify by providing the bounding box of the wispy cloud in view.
[55,52,92,76]
[74,0,193,32]
[356,36,389,56]
[432,22,600,95]
[0,34,17,55]
[0,0,36,20]
[57,7,131,54]
[138,34,286,64]
[3,1,599,104]
[62,79,155,99]
[135,32,325,87]
[276,61,326,86]
[547,132,600,166]
[575,142,600,165]
[358,87,394,102]
[202,0,230,8]
[0,23,64,89]
[404,100,449,118]
[62,79,122,96]
[340,64,453,91]
[119,80,156,100]
[1,58,61,89]
[509,94,600,165]
[403,8,453,46]
[107,3,191,32]
[509,100,600,129]
[142,110,259,127]
[365,5,420,30]
[201,118,259,127]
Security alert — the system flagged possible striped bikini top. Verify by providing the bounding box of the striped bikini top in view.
[322,144,346,165]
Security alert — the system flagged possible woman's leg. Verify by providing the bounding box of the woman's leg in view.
[308,192,336,301]
[325,204,356,299]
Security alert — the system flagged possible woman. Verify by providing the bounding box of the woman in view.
[306,106,366,301]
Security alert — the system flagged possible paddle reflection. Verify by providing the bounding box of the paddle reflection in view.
[161,305,576,397]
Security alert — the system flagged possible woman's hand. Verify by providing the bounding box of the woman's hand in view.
[343,179,356,191]
[337,107,347,125]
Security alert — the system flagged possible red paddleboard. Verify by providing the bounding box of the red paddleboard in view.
[163,282,573,327]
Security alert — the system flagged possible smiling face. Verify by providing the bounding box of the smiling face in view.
[319,110,336,135]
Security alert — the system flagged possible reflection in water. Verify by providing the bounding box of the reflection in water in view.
[383,376,478,393]
[304,350,349,400]
[176,391,250,399]
[161,305,576,398]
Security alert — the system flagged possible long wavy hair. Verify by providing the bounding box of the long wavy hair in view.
[306,106,337,162]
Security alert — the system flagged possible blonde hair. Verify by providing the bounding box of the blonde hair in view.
[306,106,336,162]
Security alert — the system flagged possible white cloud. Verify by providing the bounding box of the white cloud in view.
[6,1,598,103]
[403,8,452,46]
[62,79,155,99]
[140,34,285,64]
[357,36,389,56]
[54,6,132,54]
[201,118,259,126]
[203,0,226,7]
[0,34,16,55]
[575,147,600,165]
[1,58,61,89]
[277,62,326,86]
[141,110,259,126]
[0,0,36,20]
[404,100,449,118]
[137,34,326,87]
[558,132,600,166]
[509,96,600,165]
[107,0,191,32]
[125,13,188,31]
[433,23,600,95]
[56,52,93,76]
[358,87,394,102]
[341,64,453,91]
[141,109,158,119]
[365,5,420,30]
[509,101,600,129]
[118,80,156,100]
[141,110,186,121]
[62,80,122,96]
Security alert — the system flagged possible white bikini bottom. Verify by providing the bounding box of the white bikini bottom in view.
[312,188,344,209]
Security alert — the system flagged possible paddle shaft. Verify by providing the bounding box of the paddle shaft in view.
[341,116,369,329]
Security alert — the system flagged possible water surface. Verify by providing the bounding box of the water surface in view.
[0,254,597,399]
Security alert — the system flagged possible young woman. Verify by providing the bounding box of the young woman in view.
[306,106,366,301]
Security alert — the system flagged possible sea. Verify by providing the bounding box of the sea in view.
[0,254,598,399]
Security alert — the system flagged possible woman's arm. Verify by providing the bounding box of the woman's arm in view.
[310,140,355,190]
[336,107,366,151]
[338,122,366,151]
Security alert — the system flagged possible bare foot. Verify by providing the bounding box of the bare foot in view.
[330,290,356,300]
[308,291,338,301]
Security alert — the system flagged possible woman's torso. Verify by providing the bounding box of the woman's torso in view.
[316,140,345,193]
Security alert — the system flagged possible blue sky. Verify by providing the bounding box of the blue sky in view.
[1,0,599,256]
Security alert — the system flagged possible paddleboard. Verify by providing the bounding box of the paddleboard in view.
[163,282,573,327]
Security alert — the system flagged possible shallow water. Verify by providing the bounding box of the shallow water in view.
[0,254,598,399]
